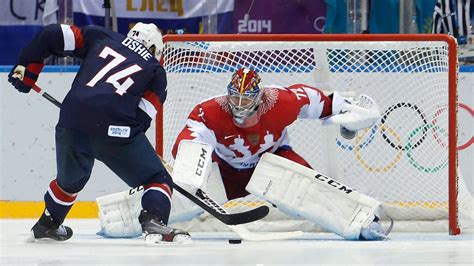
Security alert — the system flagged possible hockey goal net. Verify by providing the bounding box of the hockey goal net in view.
[157,34,473,235]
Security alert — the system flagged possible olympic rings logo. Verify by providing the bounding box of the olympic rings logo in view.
[335,102,473,173]
[354,124,403,173]
[406,124,449,173]
[431,103,474,151]
[381,103,428,151]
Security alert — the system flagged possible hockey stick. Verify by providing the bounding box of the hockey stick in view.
[173,185,268,225]
[31,84,269,226]
[197,191,304,241]
[32,85,62,108]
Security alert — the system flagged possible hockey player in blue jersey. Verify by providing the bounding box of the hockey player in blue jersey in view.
[8,23,191,245]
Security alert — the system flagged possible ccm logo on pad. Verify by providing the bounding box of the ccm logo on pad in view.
[195,148,208,176]
[314,174,353,194]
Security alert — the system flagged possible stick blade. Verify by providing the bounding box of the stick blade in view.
[221,205,270,225]
[230,225,304,241]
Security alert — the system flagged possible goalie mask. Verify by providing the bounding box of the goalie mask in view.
[127,22,164,60]
[227,68,262,127]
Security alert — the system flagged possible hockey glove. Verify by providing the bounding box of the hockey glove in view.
[8,63,44,93]
[322,94,380,131]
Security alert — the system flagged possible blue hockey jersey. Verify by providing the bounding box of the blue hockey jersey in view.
[18,24,166,138]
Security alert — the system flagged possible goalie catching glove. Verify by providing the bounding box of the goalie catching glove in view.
[323,93,381,136]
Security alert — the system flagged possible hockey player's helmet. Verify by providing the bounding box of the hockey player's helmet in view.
[127,22,164,60]
[227,68,262,125]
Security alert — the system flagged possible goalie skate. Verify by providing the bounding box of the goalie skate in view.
[139,211,192,246]
[359,216,393,241]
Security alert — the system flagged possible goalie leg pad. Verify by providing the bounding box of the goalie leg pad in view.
[172,140,214,189]
[96,187,144,238]
[169,162,228,223]
[97,186,204,238]
[246,153,383,240]
[97,162,227,238]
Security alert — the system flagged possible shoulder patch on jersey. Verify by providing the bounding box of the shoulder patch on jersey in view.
[215,95,231,114]
[258,88,279,115]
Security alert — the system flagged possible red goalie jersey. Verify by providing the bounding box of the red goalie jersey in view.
[172,84,342,199]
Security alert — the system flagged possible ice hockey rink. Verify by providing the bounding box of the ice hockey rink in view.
[0,219,472,265]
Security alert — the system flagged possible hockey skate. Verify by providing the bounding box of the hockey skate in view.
[28,209,73,242]
[139,210,192,246]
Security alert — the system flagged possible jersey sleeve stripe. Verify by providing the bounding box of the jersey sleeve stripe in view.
[60,24,76,51]
[138,97,157,119]
[60,25,84,51]
[70,25,84,49]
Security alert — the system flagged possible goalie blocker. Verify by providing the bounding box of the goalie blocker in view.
[246,153,391,240]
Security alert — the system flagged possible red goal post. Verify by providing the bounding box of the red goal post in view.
[155,34,469,235]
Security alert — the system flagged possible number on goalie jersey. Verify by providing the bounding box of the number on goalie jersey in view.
[172,68,349,200]
[8,23,190,244]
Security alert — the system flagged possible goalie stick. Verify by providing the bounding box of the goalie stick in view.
[31,84,269,226]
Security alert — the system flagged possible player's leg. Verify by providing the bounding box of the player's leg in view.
[93,132,190,244]
[215,156,254,200]
[31,127,94,241]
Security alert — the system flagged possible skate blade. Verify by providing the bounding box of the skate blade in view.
[23,230,36,243]
[145,234,193,246]
[24,229,72,243]
[23,230,56,243]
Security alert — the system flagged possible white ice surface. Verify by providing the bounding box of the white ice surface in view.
[0,219,473,265]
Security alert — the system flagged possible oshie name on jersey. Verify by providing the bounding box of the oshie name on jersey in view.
[121,37,153,61]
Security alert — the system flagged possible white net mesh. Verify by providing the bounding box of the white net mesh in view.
[160,36,473,233]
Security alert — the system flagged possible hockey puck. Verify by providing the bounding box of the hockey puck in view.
[228,239,242,244]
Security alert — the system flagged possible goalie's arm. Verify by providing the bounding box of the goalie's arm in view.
[288,84,380,132]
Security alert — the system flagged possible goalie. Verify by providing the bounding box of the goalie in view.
[98,68,388,240]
